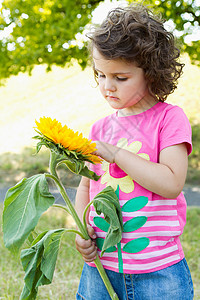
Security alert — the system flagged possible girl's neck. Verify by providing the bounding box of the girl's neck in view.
[117,95,158,117]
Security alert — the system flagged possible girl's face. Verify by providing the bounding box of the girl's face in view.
[93,48,156,116]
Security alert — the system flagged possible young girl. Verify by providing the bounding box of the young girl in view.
[75,4,194,300]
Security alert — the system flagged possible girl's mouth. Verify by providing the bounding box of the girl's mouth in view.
[106,95,119,101]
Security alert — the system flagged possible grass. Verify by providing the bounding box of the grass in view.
[0,204,200,299]
[0,204,84,299]
[180,207,200,299]
[0,147,81,188]
[187,123,200,185]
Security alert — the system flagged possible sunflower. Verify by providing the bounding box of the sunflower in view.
[34,117,101,164]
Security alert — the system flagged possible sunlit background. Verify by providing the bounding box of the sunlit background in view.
[0,0,128,153]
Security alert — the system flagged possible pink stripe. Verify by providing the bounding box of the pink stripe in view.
[87,262,118,273]
[90,215,179,222]
[122,215,178,222]
[129,225,181,233]
[122,257,183,273]
[144,216,178,221]
[87,254,184,274]
[122,244,178,257]
[100,254,181,270]
[141,205,177,211]
[122,236,174,243]
[91,225,181,235]
[101,248,179,264]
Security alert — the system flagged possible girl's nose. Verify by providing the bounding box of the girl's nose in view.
[104,79,116,92]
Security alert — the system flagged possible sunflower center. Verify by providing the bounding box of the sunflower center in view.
[109,163,127,178]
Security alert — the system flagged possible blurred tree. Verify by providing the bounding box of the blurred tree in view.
[128,0,200,66]
[0,0,102,81]
[0,0,199,82]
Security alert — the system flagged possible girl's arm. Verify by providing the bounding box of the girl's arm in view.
[75,176,90,222]
[75,176,97,262]
[94,141,188,199]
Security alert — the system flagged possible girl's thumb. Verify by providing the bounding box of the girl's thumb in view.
[87,224,96,239]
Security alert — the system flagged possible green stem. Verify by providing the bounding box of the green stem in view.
[82,200,94,230]
[94,256,119,299]
[46,172,89,239]
[63,228,85,239]
[47,152,119,300]
[52,203,70,215]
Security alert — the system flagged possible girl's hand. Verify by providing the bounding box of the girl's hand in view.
[75,225,97,262]
[93,141,119,163]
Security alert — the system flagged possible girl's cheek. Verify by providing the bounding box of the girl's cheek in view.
[99,83,105,95]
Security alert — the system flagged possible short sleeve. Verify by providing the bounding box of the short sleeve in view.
[159,106,192,155]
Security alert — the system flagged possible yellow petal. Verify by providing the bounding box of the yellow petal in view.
[35,117,101,164]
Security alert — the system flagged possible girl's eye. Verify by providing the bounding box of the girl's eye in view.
[116,77,128,81]
[98,74,105,78]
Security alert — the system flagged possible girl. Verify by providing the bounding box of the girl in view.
[75,4,194,300]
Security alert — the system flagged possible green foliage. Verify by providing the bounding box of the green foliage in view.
[0,203,83,299]
[129,0,200,65]
[20,229,65,300]
[0,0,199,82]
[93,186,123,256]
[0,0,102,81]
[3,168,119,299]
[3,174,55,252]
[187,123,200,185]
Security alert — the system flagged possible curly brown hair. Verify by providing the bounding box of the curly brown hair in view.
[88,4,184,102]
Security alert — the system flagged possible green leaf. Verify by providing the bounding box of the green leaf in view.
[3,174,55,253]
[93,186,123,256]
[60,159,101,181]
[79,165,101,181]
[93,216,110,232]
[62,159,84,174]
[123,216,148,232]
[121,196,148,212]
[96,238,117,253]
[123,237,150,253]
[20,229,64,300]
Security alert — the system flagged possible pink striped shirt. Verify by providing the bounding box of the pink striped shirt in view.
[88,102,192,274]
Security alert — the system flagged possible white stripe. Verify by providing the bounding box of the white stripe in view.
[100,254,181,271]
[95,235,175,248]
[149,239,174,247]
[147,200,177,206]
[119,199,177,206]
[94,230,181,238]
[143,220,180,227]
[90,210,178,218]
[91,218,179,228]
[102,245,178,260]
[122,231,181,238]
[123,255,181,270]
[122,210,178,217]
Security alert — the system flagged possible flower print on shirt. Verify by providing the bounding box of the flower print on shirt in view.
[101,138,150,193]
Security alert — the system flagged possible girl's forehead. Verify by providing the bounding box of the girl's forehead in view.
[93,47,138,72]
